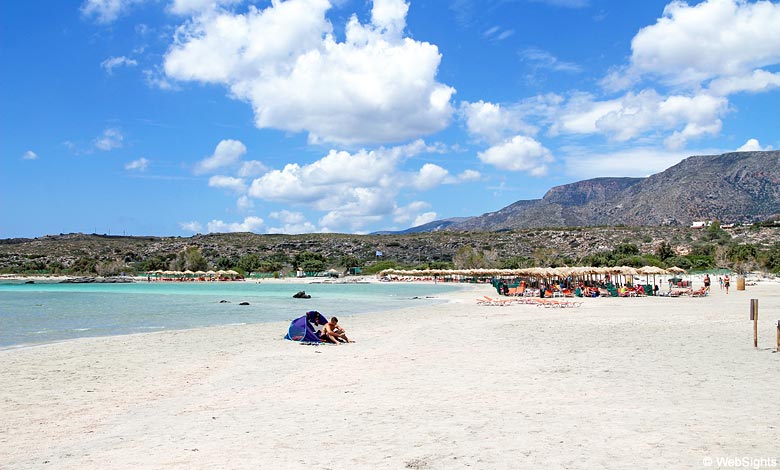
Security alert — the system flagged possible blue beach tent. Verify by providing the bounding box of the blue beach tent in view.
[284,310,328,343]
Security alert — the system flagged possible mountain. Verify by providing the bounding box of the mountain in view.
[371,217,473,235]
[410,150,780,232]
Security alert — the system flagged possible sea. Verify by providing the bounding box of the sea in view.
[0,280,462,348]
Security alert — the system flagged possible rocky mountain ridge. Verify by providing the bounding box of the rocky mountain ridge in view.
[416,150,780,232]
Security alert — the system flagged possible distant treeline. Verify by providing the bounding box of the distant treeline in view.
[2,223,780,277]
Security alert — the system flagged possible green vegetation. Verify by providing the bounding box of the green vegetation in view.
[2,226,780,276]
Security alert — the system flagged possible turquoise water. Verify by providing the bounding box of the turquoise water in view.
[0,281,461,348]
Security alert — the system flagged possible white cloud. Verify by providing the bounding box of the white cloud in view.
[392,200,437,227]
[164,0,455,145]
[413,163,450,190]
[460,100,537,144]
[736,139,773,152]
[236,195,254,211]
[169,0,240,15]
[477,135,554,175]
[458,169,481,182]
[143,68,176,90]
[180,221,203,232]
[550,90,728,149]
[22,150,38,160]
[237,160,267,178]
[267,210,318,234]
[208,175,246,192]
[81,0,139,23]
[125,157,149,171]
[559,146,700,179]
[708,69,780,96]
[194,139,246,174]
[413,212,437,227]
[627,0,780,88]
[248,140,429,205]
[206,216,264,233]
[94,128,124,151]
[483,26,514,41]
[101,56,138,74]
[520,47,581,73]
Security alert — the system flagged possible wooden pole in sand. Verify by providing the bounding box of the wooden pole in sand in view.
[750,299,758,348]
[776,320,779,353]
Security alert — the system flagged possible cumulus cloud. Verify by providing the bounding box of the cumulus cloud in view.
[244,140,460,232]
[413,163,450,190]
[458,169,481,182]
[624,0,780,88]
[164,0,455,145]
[412,212,438,227]
[208,175,246,192]
[248,140,429,205]
[477,135,554,176]
[22,150,38,160]
[81,0,141,23]
[708,69,780,96]
[236,195,254,211]
[194,139,246,174]
[460,100,537,144]
[125,157,149,171]
[391,200,437,228]
[206,216,264,233]
[736,138,773,152]
[267,210,318,234]
[101,56,138,74]
[550,90,728,149]
[179,220,203,232]
[94,128,124,151]
[237,160,267,178]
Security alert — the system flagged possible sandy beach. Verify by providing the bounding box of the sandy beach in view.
[1,279,778,469]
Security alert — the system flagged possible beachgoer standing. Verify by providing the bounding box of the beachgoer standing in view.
[718,276,724,290]
[703,275,711,293]
[724,275,730,294]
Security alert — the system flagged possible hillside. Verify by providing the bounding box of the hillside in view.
[2,226,779,275]
[428,150,780,232]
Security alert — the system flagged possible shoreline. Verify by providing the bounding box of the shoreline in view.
[1,282,778,469]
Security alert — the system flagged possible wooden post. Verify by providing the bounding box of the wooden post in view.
[750,299,758,348]
[776,320,779,353]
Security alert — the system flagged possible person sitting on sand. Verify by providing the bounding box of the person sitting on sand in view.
[321,317,351,344]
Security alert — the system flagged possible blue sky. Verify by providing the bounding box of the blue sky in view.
[2,0,779,238]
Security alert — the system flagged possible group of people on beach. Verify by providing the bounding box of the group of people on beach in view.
[700,274,730,294]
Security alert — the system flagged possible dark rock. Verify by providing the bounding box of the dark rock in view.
[238,301,250,306]
[292,291,311,299]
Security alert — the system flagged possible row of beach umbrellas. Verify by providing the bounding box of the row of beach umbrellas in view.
[147,269,241,277]
[379,266,686,278]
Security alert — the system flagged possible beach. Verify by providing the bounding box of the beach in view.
[1,279,778,469]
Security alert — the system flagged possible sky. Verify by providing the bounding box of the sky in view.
[1,0,779,238]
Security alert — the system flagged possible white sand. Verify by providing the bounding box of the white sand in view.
[1,282,778,469]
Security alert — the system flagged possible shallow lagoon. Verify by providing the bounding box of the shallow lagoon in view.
[0,280,461,347]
